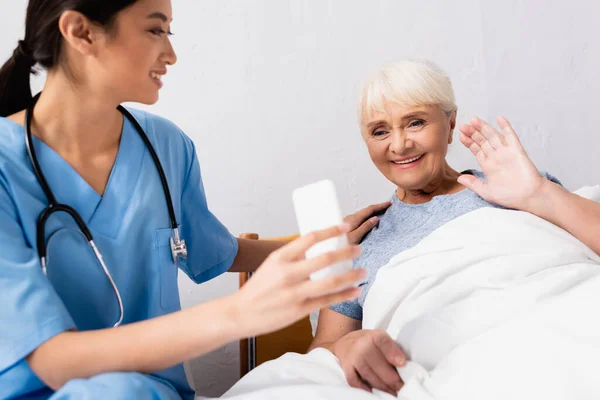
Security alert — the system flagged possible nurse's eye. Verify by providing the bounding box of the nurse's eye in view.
[149,28,174,37]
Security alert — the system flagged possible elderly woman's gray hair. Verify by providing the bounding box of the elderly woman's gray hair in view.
[359,59,458,120]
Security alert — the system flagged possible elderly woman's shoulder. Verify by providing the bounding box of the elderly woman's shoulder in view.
[463,169,562,187]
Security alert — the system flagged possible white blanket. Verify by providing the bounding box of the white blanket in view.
[217,189,600,400]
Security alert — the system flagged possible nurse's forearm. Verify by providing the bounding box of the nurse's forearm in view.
[228,238,287,273]
[26,294,242,391]
[524,180,600,255]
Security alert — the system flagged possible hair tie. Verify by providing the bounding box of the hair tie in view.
[14,40,36,68]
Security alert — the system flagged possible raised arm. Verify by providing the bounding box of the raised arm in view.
[458,116,600,254]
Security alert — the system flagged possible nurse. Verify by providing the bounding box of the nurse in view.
[0,0,386,399]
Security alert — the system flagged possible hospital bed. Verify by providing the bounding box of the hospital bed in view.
[237,232,314,378]
[191,185,600,399]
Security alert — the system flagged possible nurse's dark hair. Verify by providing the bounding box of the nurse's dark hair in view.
[0,0,138,117]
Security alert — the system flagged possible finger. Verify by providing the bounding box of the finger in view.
[299,268,366,297]
[496,115,521,147]
[372,332,407,367]
[475,145,487,164]
[367,201,393,214]
[472,117,506,149]
[460,124,485,158]
[467,140,486,160]
[365,348,403,393]
[303,286,361,312]
[469,116,484,131]
[357,363,397,395]
[469,130,495,156]
[291,245,362,280]
[280,224,351,260]
[458,123,477,137]
[459,132,477,153]
[344,202,391,227]
[457,174,492,201]
[347,216,379,245]
[345,368,372,392]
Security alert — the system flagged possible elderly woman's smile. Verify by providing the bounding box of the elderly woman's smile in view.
[391,154,425,167]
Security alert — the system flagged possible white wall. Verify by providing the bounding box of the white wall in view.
[2,0,599,396]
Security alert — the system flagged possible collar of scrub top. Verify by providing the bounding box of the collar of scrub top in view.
[24,93,188,327]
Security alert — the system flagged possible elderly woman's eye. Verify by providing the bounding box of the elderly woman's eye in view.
[408,120,425,128]
[372,130,388,137]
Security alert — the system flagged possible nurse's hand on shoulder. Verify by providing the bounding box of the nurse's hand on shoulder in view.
[458,116,547,212]
[345,201,391,245]
[232,224,365,337]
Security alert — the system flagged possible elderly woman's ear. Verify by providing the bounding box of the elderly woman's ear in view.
[448,112,457,144]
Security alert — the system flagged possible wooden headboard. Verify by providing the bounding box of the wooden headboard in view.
[238,233,314,378]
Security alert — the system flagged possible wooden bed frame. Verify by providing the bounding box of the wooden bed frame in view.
[238,233,314,378]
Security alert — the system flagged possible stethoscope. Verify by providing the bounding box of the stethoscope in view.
[25,93,188,328]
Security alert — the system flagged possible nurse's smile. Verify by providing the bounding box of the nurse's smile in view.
[150,70,165,88]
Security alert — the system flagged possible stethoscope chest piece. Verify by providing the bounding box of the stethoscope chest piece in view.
[170,228,188,264]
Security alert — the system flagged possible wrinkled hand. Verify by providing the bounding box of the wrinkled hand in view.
[234,224,365,337]
[458,116,546,211]
[345,202,391,245]
[332,329,406,395]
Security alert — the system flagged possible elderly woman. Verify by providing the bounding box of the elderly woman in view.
[309,59,600,396]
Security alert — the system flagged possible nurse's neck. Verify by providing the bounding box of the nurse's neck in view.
[27,71,123,157]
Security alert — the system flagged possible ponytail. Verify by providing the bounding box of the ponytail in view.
[1,0,139,118]
[0,40,36,117]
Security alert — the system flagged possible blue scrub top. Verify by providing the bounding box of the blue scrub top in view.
[0,110,239,399]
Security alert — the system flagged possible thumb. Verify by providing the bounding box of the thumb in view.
[373,332,407,367]
[458,174,492,201]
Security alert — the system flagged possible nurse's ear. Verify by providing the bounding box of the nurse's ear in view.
[58,10,106,59]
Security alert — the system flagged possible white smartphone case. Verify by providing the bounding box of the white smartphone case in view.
[292,179,353,280]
